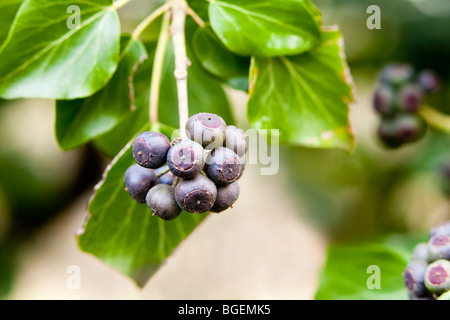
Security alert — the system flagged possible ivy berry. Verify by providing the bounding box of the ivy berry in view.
[124,164,158,203]
[167,139,205,179]
[175,174,217,213]
[186,112,227,149]
[132,131,171,169]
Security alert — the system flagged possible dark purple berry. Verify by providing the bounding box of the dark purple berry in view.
[373,85,396,116]
[403,260,429,297]
[377,118,403,149]
[380,63,414,87]
[424,259,450,295]
[146,184,181,220]
[124,164,158,203]
[204,147,243,186]
[210,182,240,213]
[224,125,248,157]
[186,113,226,149]
[397,84,424,112]
[175,174,217,213]
[427,235,450,261]
[132,131,171,169]
[167,139,205,179]
[430,220,450,238]
[394,113,426,143]
[418,70,441,94]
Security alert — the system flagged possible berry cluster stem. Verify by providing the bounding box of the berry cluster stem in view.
[149,10,171,125]
[113,0,132,10]
[419,105,450,134]
[170,0,190,139]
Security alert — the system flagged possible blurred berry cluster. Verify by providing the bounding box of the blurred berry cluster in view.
[373,63,441,148]
[404,221,450,300]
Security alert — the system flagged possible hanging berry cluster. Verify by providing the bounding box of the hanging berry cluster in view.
[373,63,441,148]
[124,113,247,220]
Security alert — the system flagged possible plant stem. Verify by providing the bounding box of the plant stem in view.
[131,2,172,41]
[186,6,206,27]
[170,0,190,139]
[113,0,132,10]
[149,11,171,125]
[156,166,170,177]
[419,105,450,134]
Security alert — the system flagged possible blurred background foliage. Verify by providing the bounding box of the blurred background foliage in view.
[0,0,449,298]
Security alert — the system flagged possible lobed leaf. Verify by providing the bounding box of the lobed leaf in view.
[247,28,355,151]
[78,125,208,287]
[55,34,147,150]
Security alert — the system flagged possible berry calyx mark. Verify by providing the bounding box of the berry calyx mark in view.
[428,265,448,285]
[133,138,151,165]
[432,235,450,246]
[184,189,214,213]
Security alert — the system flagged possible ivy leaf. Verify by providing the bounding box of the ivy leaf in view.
[315,242,410,300]
[0,0,120,99]
[0,0,22,46]
[247,28,355,151]
[208,0,321,57]
[192,25,250,80]
[55,34,147,150]
[78,125,208,287]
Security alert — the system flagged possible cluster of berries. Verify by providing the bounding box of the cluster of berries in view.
[124,113,247,220]
[373,63,441,148]
[403,220,450,300]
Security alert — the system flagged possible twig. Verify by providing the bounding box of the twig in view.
[149,11,171,125]
[113,0,132,10]
[131,2,172,40]
[419,105,450,134]
[186,6,206,27]
[170,0,190,139]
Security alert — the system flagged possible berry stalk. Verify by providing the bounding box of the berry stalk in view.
[170,0,190,139]
[418,105,450,134]
[149,10,171,125]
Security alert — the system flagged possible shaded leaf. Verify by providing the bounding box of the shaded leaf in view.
[55,34,147,150]
[78,125,208,287]
[192,25,250,80]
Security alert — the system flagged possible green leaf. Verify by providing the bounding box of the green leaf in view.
[55,34,147,150]
[315,242,410,300]
[247,28,355,151]
[192,26,250,80]
[208,0,321,57]
[78,125,208,287]
[0,0,120,99]
[0,0,22,46]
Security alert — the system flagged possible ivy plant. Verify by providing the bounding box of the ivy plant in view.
[0,0,355,287]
